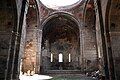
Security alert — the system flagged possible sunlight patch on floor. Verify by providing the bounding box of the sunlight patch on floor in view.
[19,74,53,80]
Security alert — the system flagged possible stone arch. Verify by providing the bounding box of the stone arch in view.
[83,0,114,79]
[83,0,95,28]
[0,0,18,79]
[105,0,120,79]
[82,0,98,72]
[40,12,81,73]
[41,11,80,30]
[19,0,41,76]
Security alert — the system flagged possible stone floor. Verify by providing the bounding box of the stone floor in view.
[50,74,97,80]
[51,76,96,80]
[19,74,97,80]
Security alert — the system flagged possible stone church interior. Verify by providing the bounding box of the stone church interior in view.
[0,0,120,80]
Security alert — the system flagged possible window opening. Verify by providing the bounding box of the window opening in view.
[59,53,63,62]
[51,53,53,62]
[69,54,71,62]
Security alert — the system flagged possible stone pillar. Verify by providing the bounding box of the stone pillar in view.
[80,29,85,70]
[36,29,43,74]
[5,0,28,79]
[94,0,115,80]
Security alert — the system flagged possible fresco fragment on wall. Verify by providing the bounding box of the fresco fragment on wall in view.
[22,39,37,74]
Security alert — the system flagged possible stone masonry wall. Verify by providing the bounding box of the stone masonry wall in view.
[109,0,120,79]
[0,0,17,78]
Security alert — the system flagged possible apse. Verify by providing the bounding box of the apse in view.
[41,14,81,73]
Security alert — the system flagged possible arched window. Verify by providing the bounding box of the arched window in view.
[59,53,63,62]
[69,54,71,62]
[51,53,53,62]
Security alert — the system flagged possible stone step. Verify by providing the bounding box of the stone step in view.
[45,70,84,74]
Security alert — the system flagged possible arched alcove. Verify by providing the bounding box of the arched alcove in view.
[20,0,40,76]
[41,12,81,73]
[83,0,98,72]
[108,0,120,79]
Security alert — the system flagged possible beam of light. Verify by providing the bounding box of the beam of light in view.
[19,74,53,80]
[40,0,81,8]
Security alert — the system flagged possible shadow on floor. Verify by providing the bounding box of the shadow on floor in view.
[50,75,97,80]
